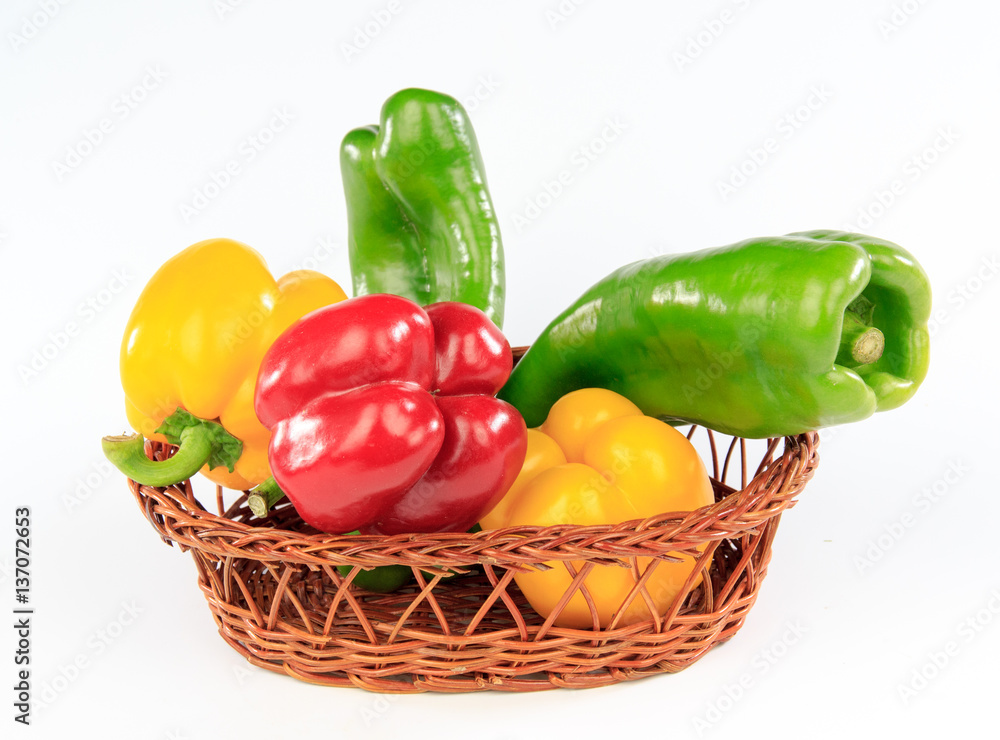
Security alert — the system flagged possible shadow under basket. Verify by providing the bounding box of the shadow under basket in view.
[128,424,819,693]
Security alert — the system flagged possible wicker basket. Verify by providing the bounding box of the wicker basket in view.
[128,412,819,692]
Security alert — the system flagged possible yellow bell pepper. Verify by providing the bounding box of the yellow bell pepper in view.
[118,238,347,489]
[480,388,715,628]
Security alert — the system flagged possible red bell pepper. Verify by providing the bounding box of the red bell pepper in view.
[254,294,526,535]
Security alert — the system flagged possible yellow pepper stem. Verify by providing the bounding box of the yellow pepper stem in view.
[102,408,243,487]
[102,428,213,487]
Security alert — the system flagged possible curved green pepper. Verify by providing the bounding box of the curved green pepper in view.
[340,88,505,327]
[499,231,931,438]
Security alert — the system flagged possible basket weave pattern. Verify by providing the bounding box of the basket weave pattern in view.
[129,424,819,692]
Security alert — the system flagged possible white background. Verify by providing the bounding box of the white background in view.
[2,0,998,738]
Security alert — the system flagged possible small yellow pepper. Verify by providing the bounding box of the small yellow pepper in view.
[480,388,715,628]
[120,238,347,489]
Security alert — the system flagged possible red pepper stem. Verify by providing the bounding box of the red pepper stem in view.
[101,427,214,487]
[247,477,286,518]
[837,312,885,368]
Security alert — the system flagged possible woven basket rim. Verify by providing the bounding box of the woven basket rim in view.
[129,429,819,569]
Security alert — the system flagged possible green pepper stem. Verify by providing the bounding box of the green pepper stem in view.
[247,477,286,518]
[837,312,885,367]
[102,426,214,487]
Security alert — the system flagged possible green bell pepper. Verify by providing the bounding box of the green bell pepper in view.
[499,230,931,438]
[340,88,506,326]
[337,562,413,594]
